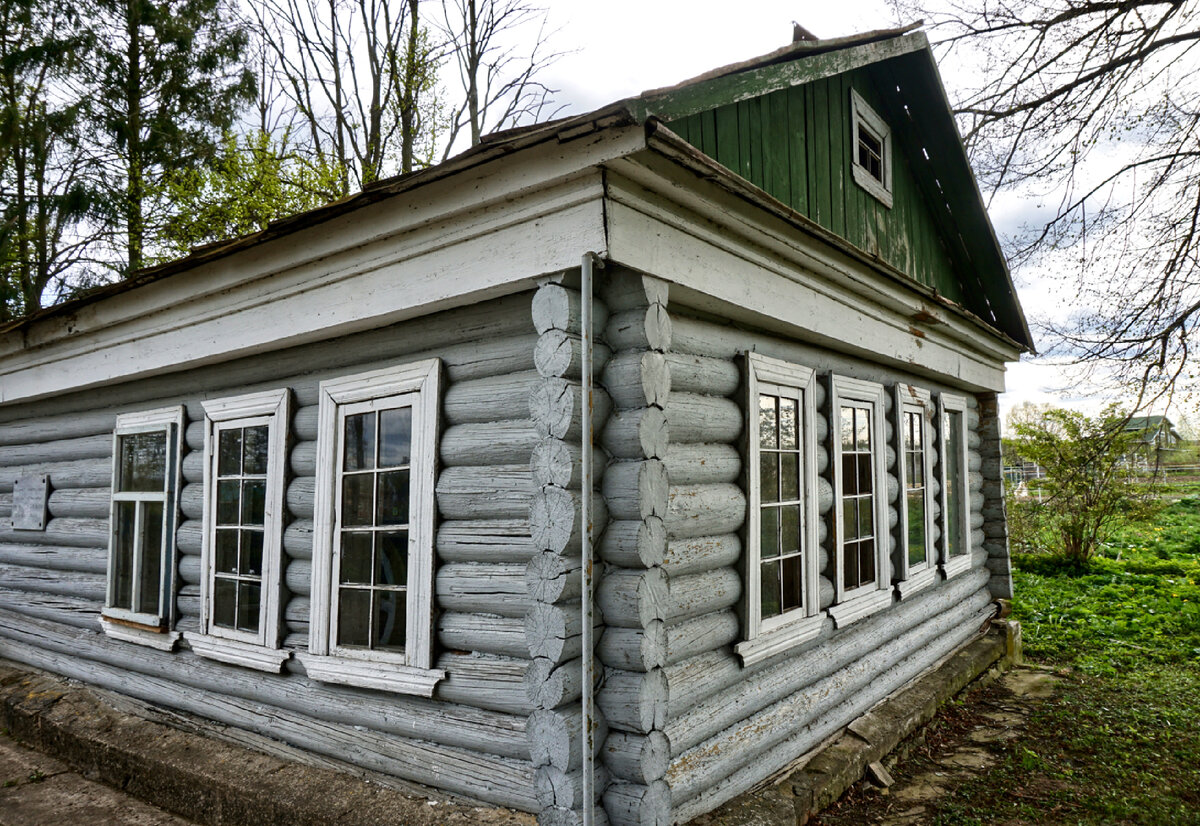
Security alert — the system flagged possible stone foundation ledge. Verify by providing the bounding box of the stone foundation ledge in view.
[688,619,1023,825]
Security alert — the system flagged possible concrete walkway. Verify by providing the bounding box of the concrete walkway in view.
[0,734,196,826]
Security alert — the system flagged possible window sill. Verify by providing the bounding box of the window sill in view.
[98,616,180,651]
[827,588,893,628]
[296,653,445,696]
[896,566,940,600]
[736,614,826,666]
[851,165,893,208]
[942,554,973,580]
[186,633,290,672]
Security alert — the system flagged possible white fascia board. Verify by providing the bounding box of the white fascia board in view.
[602,155,1019,393]
[0,127,644,406]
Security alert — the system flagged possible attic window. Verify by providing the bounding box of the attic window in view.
[850,89,893,208]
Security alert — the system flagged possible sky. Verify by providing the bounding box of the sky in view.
[524,0,1138,428]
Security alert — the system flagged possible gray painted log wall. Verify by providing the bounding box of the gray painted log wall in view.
[0,293,545,812]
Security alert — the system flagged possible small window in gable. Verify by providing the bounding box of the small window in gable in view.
[850,88,893,208]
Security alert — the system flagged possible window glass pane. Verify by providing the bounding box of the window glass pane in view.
[946,410,967,557]
[843,540,860,589]
[378,407,412,467]
[341,474,374,526]
[856,408,871,450]
[343,413,376,472]
[759,395,778,449]
[237,582,261,633]
[113,501,136,610]
[760,561,781,619]
[858,497,874,538]
[376,470,410,525]
[337,588,371,647]
[241,479,266,525]
[217,428,242,476]
[781,505,800,554]
[840,406,855,450]
[119,431,167,492]
[760,453,779,504]
[760,506,780,561]
[857,454,873,494]
[373,590,406,651]
[779,397,797,450]
[137,501,164,616]
[781,453,799,501]
[214,529,238,573]
[908,490,927,566]
[781,556,803,612]
[841,453,858,495]
[242,425,269,475]
[340,532,373,584]
[842,498,858,541]
[378,531,409,588]
[859,538,876,584]
[216,480,240,525]
[213,578,237,629]
[241,529,264,576]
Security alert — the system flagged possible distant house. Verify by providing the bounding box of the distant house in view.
[0,25,1032,825]
[1122,416,1182,467]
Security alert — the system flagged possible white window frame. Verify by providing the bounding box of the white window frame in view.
[938,393,973,579]
[827,376,892,627]
[850,88,893,208]
[298,359,444,696]
[186,389,291,672]
[736,353,823,665]
[101,406,184,650]
[894,385,938,599]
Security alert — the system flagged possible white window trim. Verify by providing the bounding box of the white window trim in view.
[101,406,185,648]
[302,359,444,696]
[736,353,823,666]
[894,385,939,600]
[850,88,893,208]
[185,389,291,672]
[938,393,973,579]
[827,375,893,628]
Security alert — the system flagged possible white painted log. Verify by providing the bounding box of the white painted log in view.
[0,563,106,602]
[526,656,586,710]
[536,764,612,811]
[0,543,107,574]
[285,596,309,634]
[603,730,670,785]
[663,443,739,486]
[179,484,204,520]
[815,442,829,475]
[531,439,606,489]
[0,411,115,447]
[45,488,111,520]
[525,602,586,664]
[817,477,834,513]
[528,703,607,771]
[666,484,745,539]
[663,610,740,667]
[435,562,531,618]
[286,477,315,519]
[437,519,537,563]
[290,441,317,476]
[182,451,204,484]
[184,421,205,452]
[599,269,669,312]
[602,407,668,460]
[441,422,540,467]
[0,517,107,549]
[285,558,311,596]
[0,588,99,629]
[968,452,982,472]
[437,612,528,658]
[436,465,535,520]
[602,351,670,409]
[970,511,985,530]
[0,434,112,468]
[535,330,612,380]
[527,552,582,605]
[598,622,667,672]
[662,534,740,577]
[532,282,610,335]
[662,651,742,721]
[604,460,669,521]
[445,371,540,425]
[597,518,666,570]
[283,519,313,559]
[176,520,202,554]
[607,306,672,352]
[434,652,533,715]
[530,378,613,442]
[603,780,670,826]
[598,667,666,733]
[661,352,739,398]
[178,554,202,585]
[820,576,835,609]
[598,567,669,629]
[176,585,201,619]
[664,568,741,623]
[530,488,608,554]
[293,406,318,441]
[664,393,741,446]
[0,458,111,493]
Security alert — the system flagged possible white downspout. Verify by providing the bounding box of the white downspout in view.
[580,251,603,826]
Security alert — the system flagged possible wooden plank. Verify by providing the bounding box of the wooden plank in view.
[737,99,753,184]
[763,89,790,206]
[829,75,847,239]
[811,79,831,230]
[714,105,740,174]
[700,109,717,158]
[788,84,808,217]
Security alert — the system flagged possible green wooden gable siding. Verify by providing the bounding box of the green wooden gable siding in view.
[665,68,966,306]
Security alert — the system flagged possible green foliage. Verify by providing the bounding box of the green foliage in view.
[1006,405,1159,565]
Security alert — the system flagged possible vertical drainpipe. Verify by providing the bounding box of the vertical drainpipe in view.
[581,251,603,826]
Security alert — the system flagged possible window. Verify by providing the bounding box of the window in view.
[895,385,937,598]
[188,390,290,672]
[939,393,972,578]
[736,354,822,665]
[850,88,893,207]
[102,406,184,649]
[300,359,444,696]
[828,376,892,626]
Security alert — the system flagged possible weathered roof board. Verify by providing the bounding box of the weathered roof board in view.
[636,32,1032,349]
